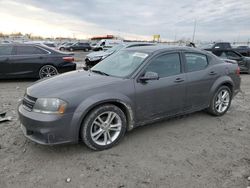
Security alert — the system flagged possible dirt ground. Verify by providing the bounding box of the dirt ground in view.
[0,54,249,187]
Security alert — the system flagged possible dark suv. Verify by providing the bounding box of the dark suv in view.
[65,42,91,52]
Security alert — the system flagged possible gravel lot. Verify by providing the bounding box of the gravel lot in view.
[0,52,249,188]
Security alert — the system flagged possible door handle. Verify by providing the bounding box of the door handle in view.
[174,78,184,83]
[209,71,217,75]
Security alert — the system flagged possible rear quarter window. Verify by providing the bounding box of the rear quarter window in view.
[185,53,208,72]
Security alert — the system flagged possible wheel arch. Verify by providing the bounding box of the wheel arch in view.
[209,76,234,99]
[38,64,58,78]
[70,95,136,142]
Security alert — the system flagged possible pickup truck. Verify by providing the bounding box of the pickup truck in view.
[203,42,250,57]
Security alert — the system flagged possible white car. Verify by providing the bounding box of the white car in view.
[92,39,123,51]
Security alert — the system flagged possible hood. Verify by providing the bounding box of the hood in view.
[27,70,123,98]
[86,51,113,58]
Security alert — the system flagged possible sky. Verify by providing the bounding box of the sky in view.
[0,0,250,41]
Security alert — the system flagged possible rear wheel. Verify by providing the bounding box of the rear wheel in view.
[39,65,58,79]
[81,104,127,150]
[69,48,74,52]
[59,47,65,51]
[207,86,232,116]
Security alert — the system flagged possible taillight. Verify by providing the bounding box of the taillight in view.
[236,66,240,76]
[63,57,74,62]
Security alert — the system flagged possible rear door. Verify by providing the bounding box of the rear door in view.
[7,45,49,78]
[0,45,13,78]
[184,52,219,110]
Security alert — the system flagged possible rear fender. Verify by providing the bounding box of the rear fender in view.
[209,76,234,99]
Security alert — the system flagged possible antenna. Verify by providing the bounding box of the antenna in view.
[192,19,197,42]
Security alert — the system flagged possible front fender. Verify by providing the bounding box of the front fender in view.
[69,92,136,142]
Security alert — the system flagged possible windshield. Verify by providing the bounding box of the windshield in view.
[105,44,124,53]
[91,50,149,78]
[65,43,73,46]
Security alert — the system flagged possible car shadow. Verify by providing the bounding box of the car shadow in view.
[25,110,209,155]
[0,78,38,83]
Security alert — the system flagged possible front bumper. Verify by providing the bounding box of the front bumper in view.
[85,58,101,67]
[18,104,76,145]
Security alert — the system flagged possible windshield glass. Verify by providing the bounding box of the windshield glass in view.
[91,50,149,78]
[105,44,124,53]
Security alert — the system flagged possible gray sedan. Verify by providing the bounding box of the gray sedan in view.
[18,46,241,150]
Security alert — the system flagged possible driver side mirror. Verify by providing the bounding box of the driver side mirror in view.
[139,71,159,82]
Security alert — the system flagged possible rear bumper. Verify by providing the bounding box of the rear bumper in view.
[18,104,77,145]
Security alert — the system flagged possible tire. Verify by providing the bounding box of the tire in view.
[207,86,232,116]
[84,48,89,52]
[39,65,58,79]
[81,104,127,150]
[69,48,74,52]
[59,47,65,51]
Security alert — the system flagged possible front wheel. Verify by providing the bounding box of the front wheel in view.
[81,104,127,150]
[207,86,232,116]
[39,65,58,79]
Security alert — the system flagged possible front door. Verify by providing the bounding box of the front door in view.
[135,52,187,123]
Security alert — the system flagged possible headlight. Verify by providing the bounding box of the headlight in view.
[89,56,102,61]
[33,98,67,114]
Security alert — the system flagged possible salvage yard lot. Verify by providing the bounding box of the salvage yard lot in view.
[0,51,249,187]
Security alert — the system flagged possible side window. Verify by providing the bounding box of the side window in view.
[226,51,240,59]
[34,47,48,54]
[213,51,227,58]
[16,46,47,55]
[145,53,181,78]
[0,46,13,55]
[185,53,208,72]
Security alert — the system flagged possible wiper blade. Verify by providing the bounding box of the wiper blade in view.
[91,70,110,76]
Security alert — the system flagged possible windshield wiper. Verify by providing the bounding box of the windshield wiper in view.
[91,70,110,76]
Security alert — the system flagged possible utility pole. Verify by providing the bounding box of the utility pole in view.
[192,19,197,43]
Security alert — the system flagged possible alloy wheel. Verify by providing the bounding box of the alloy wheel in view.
[215,89,230,113]
[90,111,122,146]
[39,65,58,79]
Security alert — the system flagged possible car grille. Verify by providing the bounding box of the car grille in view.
[22,94,37,111]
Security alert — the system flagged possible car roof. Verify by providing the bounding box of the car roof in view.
[125,45,208,54]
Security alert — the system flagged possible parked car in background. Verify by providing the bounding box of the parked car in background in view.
[203,42,250,57]
[203,42,232,50]
[85,42,155,68]
[58,42,74,51]
[64,42,91,52]
[207,49,250,74]
[18,46,240,150]
[24,41,57,49]
[92,39,123,51]
[235,46,250,57]
[0,44,76,79]
[1,40,12,44]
